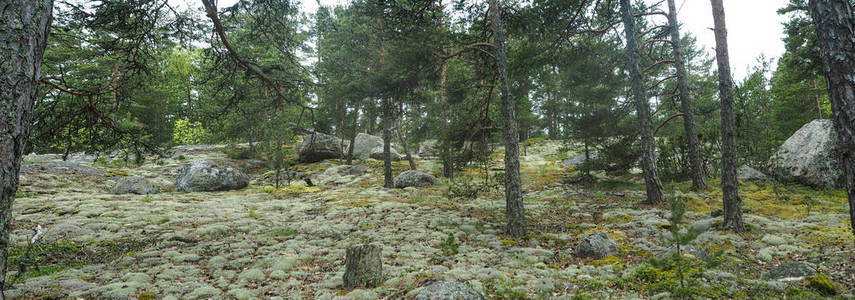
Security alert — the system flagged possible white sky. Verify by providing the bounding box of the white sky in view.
[211,0,790,81]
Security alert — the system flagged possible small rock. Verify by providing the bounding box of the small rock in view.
[575,232,619,259]
[175,160,249,192]
[413,278,486,300]
[110,176,158,194]
[766,261,817,281]
[394,170,439,188]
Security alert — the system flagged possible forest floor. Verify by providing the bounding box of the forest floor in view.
[6,140,855,299]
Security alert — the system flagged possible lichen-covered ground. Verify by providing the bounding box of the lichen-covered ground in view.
[7,141,855,299]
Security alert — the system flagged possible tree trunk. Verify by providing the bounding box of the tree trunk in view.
[346,104,359,165]
[395,117,417,170]
[439,0,454,178]
[342,244,383,289]
[808,0,855,245]
[668,0,708,191]
[489,0,527,238]
[383,96,394,188]
[619,0,665,205]
[710,0,745,232]
[0,1,54,297]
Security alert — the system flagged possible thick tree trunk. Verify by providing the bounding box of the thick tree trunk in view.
[383,96,394,188]
[667,0,708,191]
[439,0,454,178]
[808,0,855,245]
[489,0,527,238]
[342,244,383,289]
[710,0,745,232]
[0,0,54,297]
[620,0,665,205]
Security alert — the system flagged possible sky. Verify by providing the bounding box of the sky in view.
[212,0,792,81]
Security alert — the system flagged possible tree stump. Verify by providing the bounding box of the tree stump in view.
[343,244,383,289]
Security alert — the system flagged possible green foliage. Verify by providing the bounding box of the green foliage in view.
[172,118,210,145]
[806,273,837,296]
[439,232,459,256]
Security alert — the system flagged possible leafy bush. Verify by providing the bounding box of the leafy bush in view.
[172,118,210,145]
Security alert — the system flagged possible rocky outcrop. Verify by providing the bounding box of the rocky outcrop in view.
[737,165,769,182]
[369,146,401,161]
[110,176,158,195]
[413,279,486,300]
[298,132,343,163]
[394,170,439,188]
[561,153,597,168]
[351,133,384,159]
[768,119,843,189]
[575,232,619,259]
[176,160,249,192]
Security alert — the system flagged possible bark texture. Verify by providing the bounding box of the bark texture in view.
[489,0,527,238]
[710,0,745,232]
[342,244,383,289]
[808,0,855,245]
[619,0,665,205]
[667,0,708,191]
[0,0,54,296]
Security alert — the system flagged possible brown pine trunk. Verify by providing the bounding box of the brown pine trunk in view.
[667,0,708,191]
[0,0,54,297]
[439,0,454,178]
[489,0,527,238]
[710,0,745,232]
[808,0,855,245]
[378,20,393,188]
[620,0,665,205]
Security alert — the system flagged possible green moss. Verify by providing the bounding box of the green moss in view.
[138,292,156,300]
[806,273,837,296]
[590,255,622,266]
[267,227,298,238]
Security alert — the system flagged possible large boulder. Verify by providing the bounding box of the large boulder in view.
[110,176,158,195]
[394,170,439,188]
[768,119,843,189]
[575,232,619,259]
[369,146,402,161]
[351,133,384,159]
[418,140,440,158]
[298,132,343,163]
[176,160,249,192]
[413,279,486,300]
[737,165,770,182]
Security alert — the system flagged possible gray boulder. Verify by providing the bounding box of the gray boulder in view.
[176,160,249,192]
[414,279,486,300]
[766,261,817,281]
[369,146,402,161]
[768,119,843,189]
[737,165,770,182]
[298,132,343,163]
[561,153,597,168]
[575,232,619,259]
[351,133,384,159]
[394,170,439,188]
[418,140,439,158]
[110,176,158,195]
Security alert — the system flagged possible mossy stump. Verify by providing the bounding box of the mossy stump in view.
[343,244,383,289]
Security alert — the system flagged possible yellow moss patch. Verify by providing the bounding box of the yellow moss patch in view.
[270,185,323,197]
[604,214,634,224]
[105,170,129,177]
[686,195,712,214]
[590,255,623,266]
